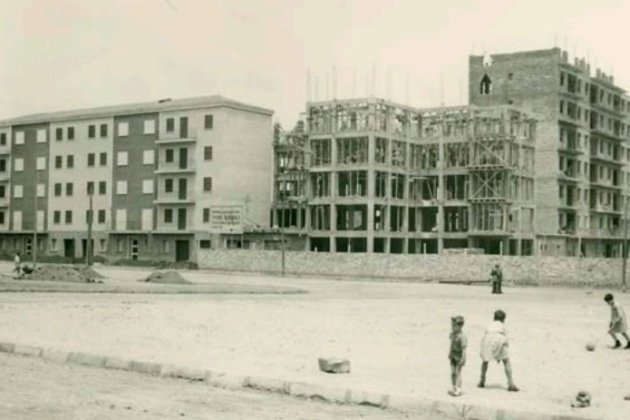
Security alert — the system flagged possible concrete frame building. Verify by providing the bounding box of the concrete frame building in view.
[470,48,630,257]
[0,96,273,262]
[272,98,537,255]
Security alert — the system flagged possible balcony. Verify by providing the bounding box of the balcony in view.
[155,136,196,145]
[155,162,196,175]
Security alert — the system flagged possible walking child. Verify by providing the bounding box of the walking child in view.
[478,309,519,392]
[604,293,630,349]
[448,315,467,397]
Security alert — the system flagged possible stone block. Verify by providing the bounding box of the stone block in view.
[318,357,350,374]
[350,390,389,408]
[68,352,106,367]
[0,342,16,353]
[289,382,350,403]
[160,364,206,381]
[42,349,70,363]
[206,370,247,389]
[246,375,290,394]
[105,357,133,371]
[129,360,162,375]
[14,344,43,357]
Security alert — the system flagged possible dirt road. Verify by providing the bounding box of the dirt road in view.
[0,353,432,420]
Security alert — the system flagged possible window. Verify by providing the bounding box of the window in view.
[100,124,108,137]
[0,159,4,172]
[55,128,62,141]
[99,152,107,166]
[54,183,62,196]
[0,185,4,198]
[50,238,58,251]
[166,118,175,132]
[87,153,95,167]
[117,151,128,166]
[142,179,154,194]
[65,210,72,224]
[116,180,128,195]
[15,132,24,145]
[204,146,213,160]
[0,211,4,225]
[117,238,124,252]
[164,208,173,223]
[66,183,73,196]
[53,211,61,224]
[98,209,106,224]
[165,148,174,163]
[85,209,93,224]
[55,155,62,169]
[87,181,94,195]
[200,240,211,249]
[118,122,129,137]
[36,129,46,143]
[88,125,96,138]
[67,127,75,140]
[13,185,23,198]
[203,177,212,192]
[0,132,6,146]
[141,208,153,231]
[204,114,214,129]
[203,208,210,223]
[116,209,127,230]
[67,155,74,168]
[14,158,24,172]
[142,149,155,165]
[36,157,46,170]
[98,181,107,195]
[36,184,45,198]
[143,120,156,135]
[165,178,173,193]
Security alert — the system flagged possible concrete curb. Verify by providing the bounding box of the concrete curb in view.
[0,341,596,420]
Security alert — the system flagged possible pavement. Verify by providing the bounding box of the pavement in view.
[0,261,624,419]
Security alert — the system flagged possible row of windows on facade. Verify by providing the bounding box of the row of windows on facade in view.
[560,71,630,112]
[6,114,215,145]
[5,146,213,173]
[0,206,219,228]
[560,100,629,137]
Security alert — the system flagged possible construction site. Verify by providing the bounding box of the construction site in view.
[272,98,537,255]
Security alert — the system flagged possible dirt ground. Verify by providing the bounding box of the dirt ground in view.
[0,262,628,419]
[0,353,430,420]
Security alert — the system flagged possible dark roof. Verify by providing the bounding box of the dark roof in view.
[0,95,273,126]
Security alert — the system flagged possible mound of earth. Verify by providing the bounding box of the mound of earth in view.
[140,271,192,285]
[24,265,104,283]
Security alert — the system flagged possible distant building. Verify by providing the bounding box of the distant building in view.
[272,98,537,255]
[0,96,273,262]
[470,48,630,257]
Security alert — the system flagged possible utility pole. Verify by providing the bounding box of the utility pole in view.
[86,192,93,267]
[622,196,629,291]
[32,173,37,269]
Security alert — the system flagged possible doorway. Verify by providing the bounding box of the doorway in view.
[175,240,189,261]
[64,239,75,259]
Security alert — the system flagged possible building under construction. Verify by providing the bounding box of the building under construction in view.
[272,98,537,255]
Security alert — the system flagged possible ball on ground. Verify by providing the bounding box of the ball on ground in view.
[585,342,596,351]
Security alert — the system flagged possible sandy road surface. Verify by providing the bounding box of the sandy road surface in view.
[0,352,433,420]
[0,263,628,419]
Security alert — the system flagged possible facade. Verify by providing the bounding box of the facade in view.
[0,95,273,262]
[272,98,537,255]
[470,48,630,257]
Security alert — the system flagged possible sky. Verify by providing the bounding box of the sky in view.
[1,0,630,127]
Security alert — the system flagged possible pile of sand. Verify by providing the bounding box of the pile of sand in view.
[140,271,192,285]
[24,265,105,283]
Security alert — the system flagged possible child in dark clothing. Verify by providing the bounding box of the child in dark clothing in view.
[448,315,467,397]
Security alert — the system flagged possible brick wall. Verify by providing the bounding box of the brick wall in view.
[198,249,623,287]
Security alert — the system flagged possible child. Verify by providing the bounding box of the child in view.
[604,293,630,349]
[448,315,467,397]
[478,309,519,392]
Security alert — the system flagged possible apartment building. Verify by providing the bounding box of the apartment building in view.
[272,98,537,255]
[0,95,273,262]
[469,48,630,257]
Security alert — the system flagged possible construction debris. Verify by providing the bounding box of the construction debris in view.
[318,357,351,374]
[23,265,105,283]
[140,271,192,285]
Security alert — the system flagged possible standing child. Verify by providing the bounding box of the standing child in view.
[13,252,21,278]
[448,315,467,397]
[478,309,519,392]
[604,293,630,349]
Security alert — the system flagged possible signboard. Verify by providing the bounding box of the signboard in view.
[209,205,244,234]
